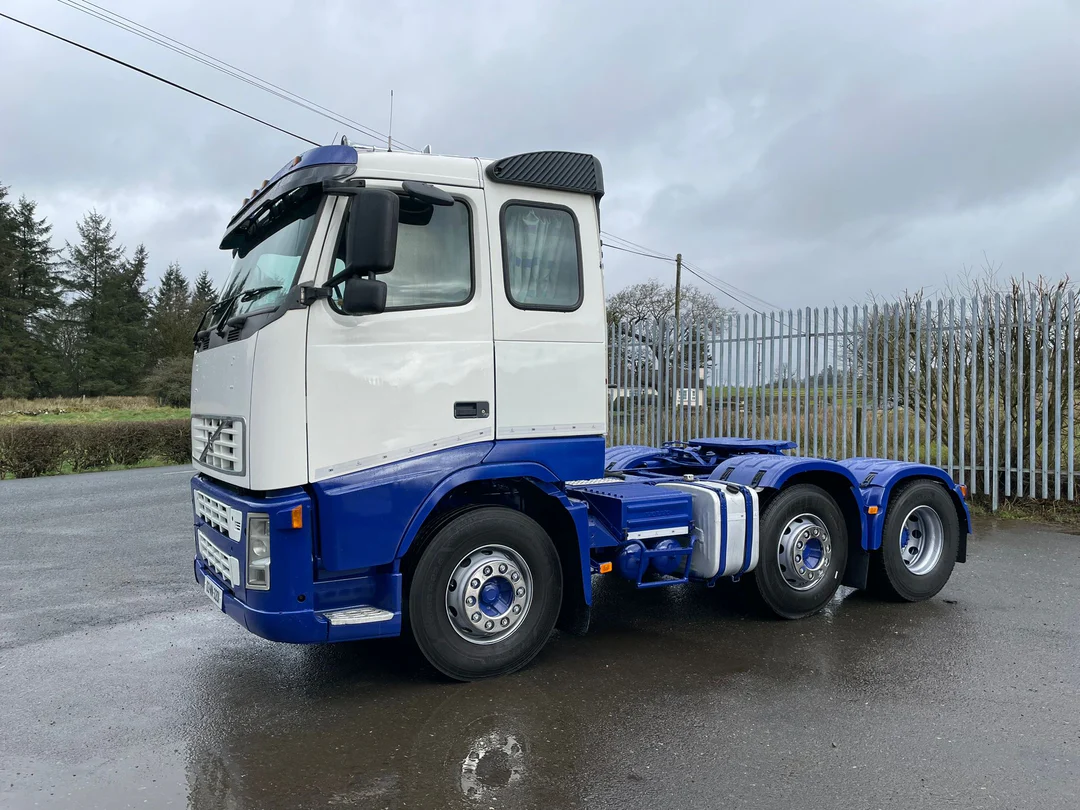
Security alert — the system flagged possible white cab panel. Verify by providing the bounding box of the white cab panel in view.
[305,190,495,482]
[191,340,254,489]
[352,152,482,189]
[483,183,607,439]
[248,310,311,491]
[494,341,606,438]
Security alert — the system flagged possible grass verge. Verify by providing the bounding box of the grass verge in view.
[967,493,1080,529]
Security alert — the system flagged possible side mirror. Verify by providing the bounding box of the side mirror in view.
[343,188,399,278]
[341,276,387,316]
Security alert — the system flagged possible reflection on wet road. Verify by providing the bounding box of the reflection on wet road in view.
[1,467,1078,808]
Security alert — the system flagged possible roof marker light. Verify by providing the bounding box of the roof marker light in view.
[292,155,302,166]
[261,179,268,189]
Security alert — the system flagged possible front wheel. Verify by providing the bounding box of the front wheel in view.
[408,507,562,681]
[868,480,959,602]
[752,484,849,619]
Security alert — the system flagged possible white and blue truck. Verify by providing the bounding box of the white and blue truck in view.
[189,144,970,681]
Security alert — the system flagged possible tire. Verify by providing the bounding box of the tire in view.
[752,483,849,619]
[408,506,562,681]
[867,480,959,602]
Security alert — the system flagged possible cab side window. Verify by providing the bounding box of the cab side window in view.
[332,197,473,310]
[500,202,582,311]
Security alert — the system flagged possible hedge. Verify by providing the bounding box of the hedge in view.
[0,419,190,479]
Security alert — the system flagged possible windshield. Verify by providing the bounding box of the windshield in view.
[209,194,320,327]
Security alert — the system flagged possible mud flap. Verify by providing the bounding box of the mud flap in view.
[556,597,591,636]
[843,546,870,589]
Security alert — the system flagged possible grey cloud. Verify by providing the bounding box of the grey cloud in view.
[2,0,1079,308]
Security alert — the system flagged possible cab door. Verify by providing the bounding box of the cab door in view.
[483,185,608,441]
[305,185,495,484]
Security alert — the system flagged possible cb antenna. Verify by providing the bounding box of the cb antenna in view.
[387,89,394,152]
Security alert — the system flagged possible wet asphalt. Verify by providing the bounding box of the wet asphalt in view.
[0,466,1078,810]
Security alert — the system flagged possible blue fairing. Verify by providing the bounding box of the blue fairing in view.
[312,436,602,575]
[709,453,862,491]
[836,458,972,552]
[312,443,493,571]
[191,474,402,644]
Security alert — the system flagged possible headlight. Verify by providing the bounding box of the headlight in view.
[246,513,270,590]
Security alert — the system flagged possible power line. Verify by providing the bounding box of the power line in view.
[683,265,762,311]
[602,230,783,312]
[0,10,319,147]
[600,230,672,257]
[682,259,782,311]
[54,0,416,151]
[602,242,675,262]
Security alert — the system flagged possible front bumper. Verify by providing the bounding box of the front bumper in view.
[191,474,402,643]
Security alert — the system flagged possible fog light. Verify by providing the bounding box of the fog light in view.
[246,513,270,590]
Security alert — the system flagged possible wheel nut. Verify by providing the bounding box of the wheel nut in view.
[470,578,480,589]
[796,555,802,562]
[512,605,522,614]
[484,620,494,631]
[500,618,509,627]
[511,572,519,582]
[498,563,508,574]
[796,541,804,549]
[799,567,806,575]
[465,596,476,606]
[516,587,525,597]
[471,612,481,622]
[483,566,492,577]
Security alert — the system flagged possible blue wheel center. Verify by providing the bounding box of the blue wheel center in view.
[478,577,514,617]
[802,538,824,570]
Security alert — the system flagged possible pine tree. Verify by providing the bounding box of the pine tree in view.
[0,188,63,397]
[0,182,20,394]
[94,243,151,393]
[148,261,192,358]
[190,270,217,321]
[63,216,152,395]
[60,210,125,393]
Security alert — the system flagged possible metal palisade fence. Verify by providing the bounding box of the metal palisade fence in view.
[606,291,1079,509]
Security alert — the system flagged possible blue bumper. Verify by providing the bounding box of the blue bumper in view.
[191,475,402,644]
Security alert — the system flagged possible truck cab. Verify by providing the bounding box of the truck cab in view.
[191,144,970,681]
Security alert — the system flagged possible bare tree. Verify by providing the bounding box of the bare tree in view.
[854,265,1078,497]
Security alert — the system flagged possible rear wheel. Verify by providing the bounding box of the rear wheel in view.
[753,484,849,619]
[408,507,562,681]
[868,480,959,602]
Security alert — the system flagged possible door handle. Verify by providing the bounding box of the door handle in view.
[454,401,489,419]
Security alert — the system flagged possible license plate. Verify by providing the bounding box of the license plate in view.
[204,575,224,611]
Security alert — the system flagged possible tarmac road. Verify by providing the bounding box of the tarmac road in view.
[1,466,1077,809]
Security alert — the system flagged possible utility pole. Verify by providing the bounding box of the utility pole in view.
[673,253,683,414]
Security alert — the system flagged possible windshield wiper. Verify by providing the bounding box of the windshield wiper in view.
[212,285,283,336]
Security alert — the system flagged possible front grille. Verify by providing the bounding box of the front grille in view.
[199,531,241,588]
[191,416,244,474]
[195,491,242,539]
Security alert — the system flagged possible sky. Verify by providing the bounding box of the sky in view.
[2,0,1080,311]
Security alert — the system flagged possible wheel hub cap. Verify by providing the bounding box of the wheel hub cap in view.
[776,513,832,591]
[446,545,532,645]
[899,505,945,576]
